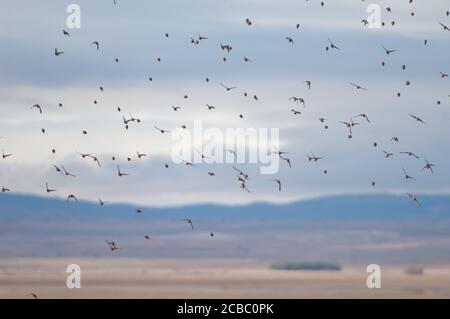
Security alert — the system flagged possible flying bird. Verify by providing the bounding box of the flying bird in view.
[154,126,171,134]
[67,194,77,202]
[226,149,237,161]
[45,182,56,193]
[439,22,450,31]
[382,44,396,55]
[181,160,197,167]
[306,153,323,162]
[279,155,292,168]
[407,193,421,206]
[289,96,305,107]
[2,149,12,159]
[355,113,370,123]
[220,83,236,91]
[383,151,394,158]
[91,41,100,50]
[62,166,76,177]
[272,179,282,192]
[89,155,102,167]
[106,240,119,251]
[422,160,436,173]
[31,104,42,114]
[350,83,367,91]
[328,38,341,50]
[400,152,420,159]
[402,168,415,181]
[136,151,147,159]
[182,218,194,230]
[410,114,426,124]
[305,81,311,90]
[117,165,130,177]
[54,48,64,56]
[52,164,64,175]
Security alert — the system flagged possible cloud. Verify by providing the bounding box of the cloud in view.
[0,0,449,206]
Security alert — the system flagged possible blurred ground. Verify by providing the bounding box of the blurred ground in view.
[1,258,449,299]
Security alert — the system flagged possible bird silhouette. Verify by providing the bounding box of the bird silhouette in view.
[91,41,100,50]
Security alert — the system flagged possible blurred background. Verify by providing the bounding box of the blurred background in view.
[1,0,450,298]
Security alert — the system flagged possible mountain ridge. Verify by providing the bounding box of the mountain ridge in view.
[1,192,449,220]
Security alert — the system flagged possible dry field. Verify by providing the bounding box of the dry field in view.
[1,258,449,299]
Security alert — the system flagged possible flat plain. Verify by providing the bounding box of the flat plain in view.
[1,258,449,299]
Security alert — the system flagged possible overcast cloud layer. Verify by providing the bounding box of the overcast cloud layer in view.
[0,0,449,206]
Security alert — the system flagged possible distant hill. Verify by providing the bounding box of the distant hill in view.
[1,192,449,220]
[1,193,450,260]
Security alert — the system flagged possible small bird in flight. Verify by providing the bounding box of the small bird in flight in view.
[410,114,426,124]
[279,155,292,168]
[2,149,12,159]
[271,179,282,192]
[328,38,341,50]
[54,48,64,56]
[117,165,130,177]
[106,240,119,251]
[355,113,370,123]
[99,199,108,206]
[62,166,76,177]
[289,96,305,108]
[382,44,396,55]
[154,126,171,134]
[181,160,197,167]
[233,165,250,179]
[31,104,43,114]
[91,41,100,50]
[136,151,147,159]
[67,194,77,202]
[439,22,450,31]
[350,83,367,91]
[399,152,419,159]
[407,193,421,206]
[220,83,237,91]
[182,218,194,230]
[305,81,311,90]
[306,153,323,162]
[45,182,56,193]
[52,164,64,175]
[383,151,394,158]
[422,159,436,173]
[402,168,415,181]
[226,149,237,161]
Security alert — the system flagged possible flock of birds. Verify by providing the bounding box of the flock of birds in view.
[1,1,449,275]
